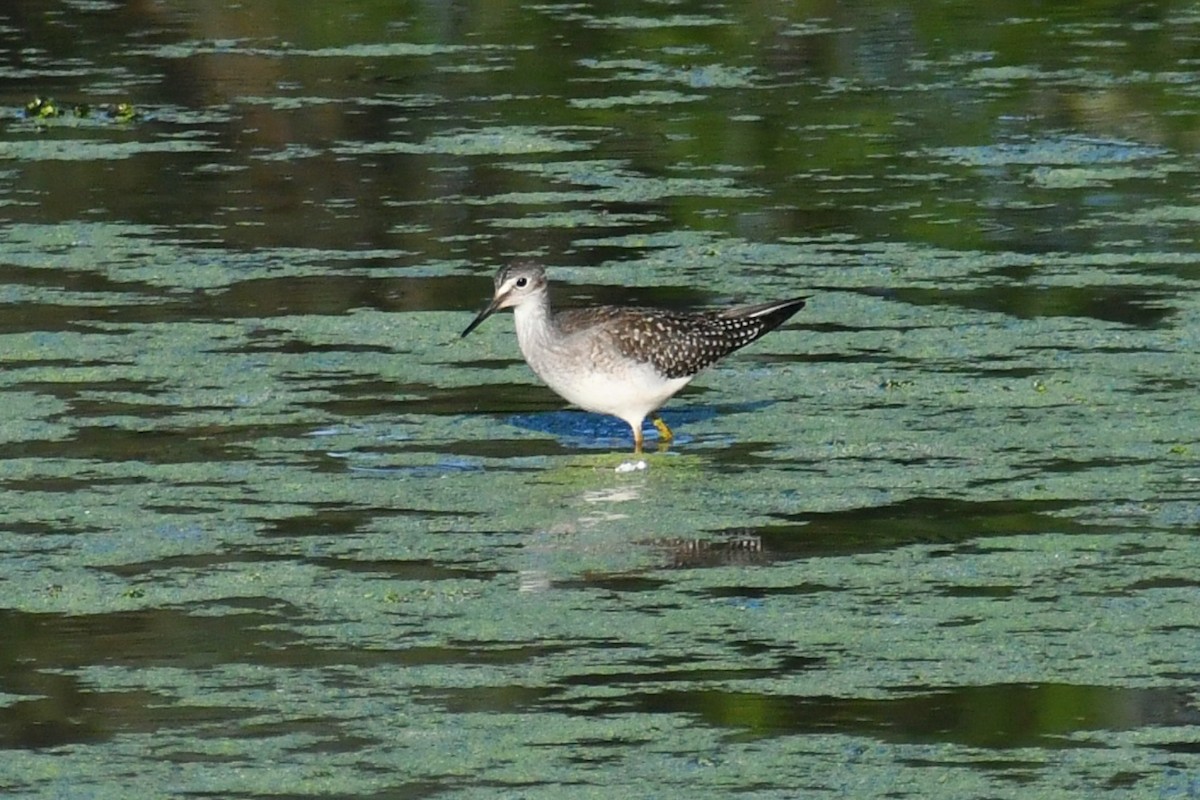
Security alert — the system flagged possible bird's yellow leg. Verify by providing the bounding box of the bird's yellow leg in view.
[652,415,674,444]
[632,425,644,454]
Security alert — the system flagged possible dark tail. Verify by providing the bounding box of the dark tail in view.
[724,296,808,334]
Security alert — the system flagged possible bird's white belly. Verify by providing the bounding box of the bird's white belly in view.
[512,302,694,428]
[532,356,692,424]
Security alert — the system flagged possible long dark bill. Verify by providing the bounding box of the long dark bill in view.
[461,297,501,338]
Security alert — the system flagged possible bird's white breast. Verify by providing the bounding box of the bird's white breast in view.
[512,302,692,425]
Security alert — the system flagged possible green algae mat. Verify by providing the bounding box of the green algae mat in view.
[1,2,1198,798]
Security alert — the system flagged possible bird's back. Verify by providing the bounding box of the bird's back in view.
[554,297,806,380]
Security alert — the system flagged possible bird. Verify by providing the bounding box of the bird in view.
[461,262,807,453]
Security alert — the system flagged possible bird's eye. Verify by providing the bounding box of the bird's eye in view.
[515,277,528,288]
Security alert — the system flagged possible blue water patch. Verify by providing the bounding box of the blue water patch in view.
[505,402,773,449]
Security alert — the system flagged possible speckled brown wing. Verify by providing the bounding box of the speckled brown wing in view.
[555,298,807,379]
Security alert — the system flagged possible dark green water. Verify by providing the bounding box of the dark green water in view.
[2,1,1198,797]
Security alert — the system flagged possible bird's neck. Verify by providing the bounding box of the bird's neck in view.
[512,293,557,354]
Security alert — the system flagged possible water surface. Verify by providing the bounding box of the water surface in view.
[1,1,1198,797]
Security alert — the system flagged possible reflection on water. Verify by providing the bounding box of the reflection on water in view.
[2,0,1200,797]
[580,684,1200,748]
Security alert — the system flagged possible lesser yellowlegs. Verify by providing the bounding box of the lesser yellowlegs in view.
[462,262,807,453]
